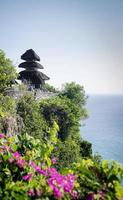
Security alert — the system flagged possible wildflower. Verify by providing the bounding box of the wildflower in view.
[0,133,5,139]
[28,189,35,197]
[36,166,47,176]
[29,160,37,169]
[22,173,33,181]
[53,187,63,199]
[13,151,21,159]
[1,145,7,153]
[51,157,57,164]
[30,161,47,176]
[72,191,78,199]
[48,167,58,176]
[16,159,25,168]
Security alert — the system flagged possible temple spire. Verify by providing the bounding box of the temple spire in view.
[18,49,50,89]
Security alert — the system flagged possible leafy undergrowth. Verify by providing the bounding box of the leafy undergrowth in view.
[0,128,123,200]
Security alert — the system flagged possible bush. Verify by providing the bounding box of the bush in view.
[17,93,47,139]
[39,96,85,141]
[0,132,123,199]
[0,50,17,93]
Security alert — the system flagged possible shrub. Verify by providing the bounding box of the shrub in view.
[0,132,123,199]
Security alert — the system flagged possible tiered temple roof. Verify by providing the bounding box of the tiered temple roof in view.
[18,49,50,89]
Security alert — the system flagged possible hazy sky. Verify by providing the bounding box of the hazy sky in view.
[0,0,123,94]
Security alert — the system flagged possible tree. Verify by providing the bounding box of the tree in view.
[0,49,17,93]
[43,83,58,93]
[39,96,85,140]
[60,82,87,107]
[17,93,47,139]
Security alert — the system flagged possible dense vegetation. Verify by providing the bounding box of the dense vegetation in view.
[0,50,123,199]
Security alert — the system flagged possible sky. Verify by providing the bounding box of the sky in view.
[0,0,123,94]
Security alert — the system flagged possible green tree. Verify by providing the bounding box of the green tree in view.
[43,83,58,93]
[0,50,17,93]
[39,96,85,140]
[60,82,87,107]
[17,93,47,139]
[0,94,16,132]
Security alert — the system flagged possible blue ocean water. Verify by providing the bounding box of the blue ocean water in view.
[80,95,123,164]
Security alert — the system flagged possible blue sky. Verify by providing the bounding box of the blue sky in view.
[0,0,123,94]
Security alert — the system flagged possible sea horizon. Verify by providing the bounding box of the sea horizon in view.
[81,94,123,164]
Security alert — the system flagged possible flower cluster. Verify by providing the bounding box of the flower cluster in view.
[1,133,123,199]
[47,168,77,199]
[0,133,78,199]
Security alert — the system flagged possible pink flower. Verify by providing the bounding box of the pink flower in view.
[72,191,78,199]
[8,158,14,163]
[13,151,21,159]
[29,160,37,168]
[53,187,63,199]
[22,173,32,181]
[51,157,57,164]
[36,167,47,176]
[48,167,58,176]
[1,145,7,153]
[0,133,5,139]
[64,184,71,193]
[28,189,35,197]
[30,161,47,176]
[16,159,25,168]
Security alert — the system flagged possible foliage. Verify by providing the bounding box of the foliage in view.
[0,94,16,118]
[0,50,17,93]
[60,82,87,107]
[1,49,122,199]
[79,139,92,158]
[0,94,16,133]
[39,96,86,140]
[71,159,123,199]
[0,132,123,199]
[52,139,81,169]
[0,126,79,200]
[16,93,47,139]
[43,83,58,93]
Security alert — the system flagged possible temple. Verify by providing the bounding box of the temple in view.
[18,49,50,89]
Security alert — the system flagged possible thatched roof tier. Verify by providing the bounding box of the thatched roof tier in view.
[21,49,40,61]
[19,70,50,84]
[18,61,44,69]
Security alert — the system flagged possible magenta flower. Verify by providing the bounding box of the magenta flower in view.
[0,133,5,139]
[53,187,63,199]
[22,173,33,181]
[72,191,78,199]
[28,189,35,197]
[29,160,37,169]
[36,167,47,176]
[51,157,57,164]
[1,145,7,153]
[48,167,58,176]
[64,184,71,193]
[16,159,25,168]
[13,151,21,159]
[30,161,47,176]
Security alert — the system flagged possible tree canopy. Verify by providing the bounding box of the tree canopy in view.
[0,50,17,93]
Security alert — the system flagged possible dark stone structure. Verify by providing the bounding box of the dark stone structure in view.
[18,49,50,89]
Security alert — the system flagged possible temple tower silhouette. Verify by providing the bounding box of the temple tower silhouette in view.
[18,49,50,89]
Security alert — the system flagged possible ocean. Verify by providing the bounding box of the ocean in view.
[80,95,123,164]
